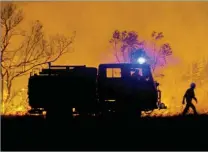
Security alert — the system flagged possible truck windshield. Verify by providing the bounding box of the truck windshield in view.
[130,68,151,82]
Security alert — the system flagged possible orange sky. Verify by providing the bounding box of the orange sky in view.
[16,1,208,66]
[3,1,208,115]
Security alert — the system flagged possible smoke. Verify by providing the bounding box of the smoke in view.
[2,2,208,116]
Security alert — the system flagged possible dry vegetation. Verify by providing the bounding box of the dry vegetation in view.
[1,3,208,117]
[1,2,75,115]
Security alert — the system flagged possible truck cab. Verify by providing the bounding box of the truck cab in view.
[97,63,158,116]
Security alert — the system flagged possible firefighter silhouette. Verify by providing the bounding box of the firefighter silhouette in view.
[182,83,198,115]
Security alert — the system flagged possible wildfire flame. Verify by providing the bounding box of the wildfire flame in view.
[1,62,208,117]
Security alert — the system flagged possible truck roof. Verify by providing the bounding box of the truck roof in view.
[98,63,151,69]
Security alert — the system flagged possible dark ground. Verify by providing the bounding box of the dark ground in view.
[1,114,208,151]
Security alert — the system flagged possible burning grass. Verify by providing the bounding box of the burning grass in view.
[1,96,208,117]
[1,60,208,117]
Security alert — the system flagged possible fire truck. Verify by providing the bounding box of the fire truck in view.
[28,60,165,118]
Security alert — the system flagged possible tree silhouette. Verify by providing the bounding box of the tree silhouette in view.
[149,31,172,72]
[201,59,208,97]
[109,30,172,74]
[1,3,75,113]
[109,30,145,63]
[181,60,206,85]
[200,58,208,82]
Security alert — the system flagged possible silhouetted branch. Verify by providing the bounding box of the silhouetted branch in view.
[1,3,75,105]
[109,30,173,73]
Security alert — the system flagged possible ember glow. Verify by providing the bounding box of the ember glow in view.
[1,1,208,116]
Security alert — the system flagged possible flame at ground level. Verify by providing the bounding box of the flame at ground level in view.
[2,71,208,116]
[1,104,31,116]
[1,100,208,117]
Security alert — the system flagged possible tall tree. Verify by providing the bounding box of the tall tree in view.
[109,30,172,74]
[1,2,76,114]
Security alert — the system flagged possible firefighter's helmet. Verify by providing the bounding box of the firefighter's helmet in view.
[190,83,196,89]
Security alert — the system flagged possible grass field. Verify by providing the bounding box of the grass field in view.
[2,114,208,151]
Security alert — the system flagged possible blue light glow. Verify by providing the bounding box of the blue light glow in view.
[137,57,146,64]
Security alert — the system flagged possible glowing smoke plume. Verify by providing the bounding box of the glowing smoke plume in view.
[1,1,208,116]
